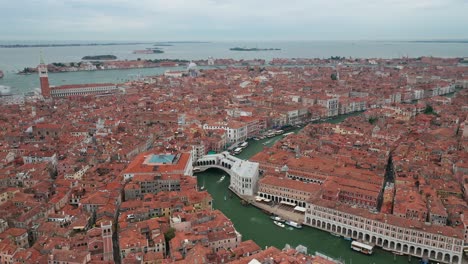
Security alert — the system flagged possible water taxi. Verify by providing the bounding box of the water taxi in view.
[239,141,248,148]
[233,147,242,155]
[350,241,373,255]
[343,237,352,241]
[270,215,284,222]
[285,220,302,229]
[275,129,284,135]
[273,221,285,228]
[217,175,226,183]
[330,232,341,237]
[266,131,276,138]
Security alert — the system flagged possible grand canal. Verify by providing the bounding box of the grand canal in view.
[195,114,419,264]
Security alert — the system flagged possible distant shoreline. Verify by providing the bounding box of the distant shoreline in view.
[0,42,153,48]
[82,55,117,60]
[230,47,281,51]
[403,40,468,44]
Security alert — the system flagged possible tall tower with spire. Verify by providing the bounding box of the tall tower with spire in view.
[38,53,51,98]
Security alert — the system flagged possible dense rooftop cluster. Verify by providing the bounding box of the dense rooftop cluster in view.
[0,56,466,263]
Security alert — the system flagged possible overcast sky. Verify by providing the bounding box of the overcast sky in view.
[2,0,468,41]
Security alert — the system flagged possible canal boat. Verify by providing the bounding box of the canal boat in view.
[330,232,341,237]
[273,221,285,228]
[392,251,405,256]
[275,129,284,135]
[350,241,373,255]
[266,131,276,138]
[270,215,284,222]
[285,220,302,229]
[343,236,352,241]
[239,141,248,148]
[200,178,205,190]
[217,175,226,183]
[233,147,242,155]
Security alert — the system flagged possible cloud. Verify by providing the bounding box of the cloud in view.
[1,0,467,40]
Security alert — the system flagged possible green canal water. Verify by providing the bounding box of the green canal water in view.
[196,113,420,264]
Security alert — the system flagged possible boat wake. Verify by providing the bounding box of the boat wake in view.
[250,217,262,223]
[217,175,226,183]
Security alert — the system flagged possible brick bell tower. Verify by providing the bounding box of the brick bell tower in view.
[38,53,51,98]
[101,221,114,261]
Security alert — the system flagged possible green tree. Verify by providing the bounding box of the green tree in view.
[424,105,435,115]
[164,227,176,255]
[331,73,338,81]
[164,228,176,242]
[368,117,377,124]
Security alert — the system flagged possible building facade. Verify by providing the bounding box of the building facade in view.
[50,83,119,98]
[304,201,463,264]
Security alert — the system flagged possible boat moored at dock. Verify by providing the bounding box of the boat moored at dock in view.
[239,141,248,148]
[285,220,302,229]
[270,215,285,222]
[273,221,286,228]
[351,241,374,255]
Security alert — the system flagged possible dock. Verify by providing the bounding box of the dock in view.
[229,186,304,224]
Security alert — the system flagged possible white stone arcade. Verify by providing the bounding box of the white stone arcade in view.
[194,152,259,196]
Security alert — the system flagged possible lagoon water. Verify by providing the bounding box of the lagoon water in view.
[0,40,467,93]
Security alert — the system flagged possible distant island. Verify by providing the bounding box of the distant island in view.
[166,41,211,44]
[0,42,152,48]
[133,49,164,54]
[82,55,117,60]
[230,47,281,51]
[405,40,468,44]
[153,43,173,47]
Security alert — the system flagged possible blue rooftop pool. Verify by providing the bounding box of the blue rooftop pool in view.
[147,154,176,164]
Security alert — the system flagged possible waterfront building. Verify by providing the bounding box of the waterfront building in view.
[50,83,119,98]
[305,198,463,264]
[169,210,242,257]
[257,175,321,207]
[203,121,248,145]
[230,158,259,196]
[317,96,339,117]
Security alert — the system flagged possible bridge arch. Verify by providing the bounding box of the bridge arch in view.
[194,165,235,178]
